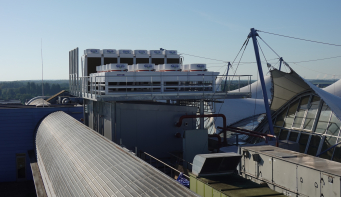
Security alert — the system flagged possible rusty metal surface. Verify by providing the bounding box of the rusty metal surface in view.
[36,111,198,197]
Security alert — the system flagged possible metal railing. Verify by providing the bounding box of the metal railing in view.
[69,74,252,99]
[141,152,190,179]
[167,152,193,169]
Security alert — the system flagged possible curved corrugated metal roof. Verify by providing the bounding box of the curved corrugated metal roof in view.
[36,111,198,197]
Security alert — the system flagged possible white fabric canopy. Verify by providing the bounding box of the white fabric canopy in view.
[230,75,273,100]
[323,79,341,98]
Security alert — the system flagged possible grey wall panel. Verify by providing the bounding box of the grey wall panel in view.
[116,103,197,158]
[258,154,273,182]
[36,111,198,197]
[93,100,98,132]
[88,100,94,129]
[297,165,320,197]
[273,158,297,192]
[321,172,340,197]
[103,102,112,140]
[183,129,209,167]
[111,102,116,142]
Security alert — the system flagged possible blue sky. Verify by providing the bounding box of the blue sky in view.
[1,0,341,81]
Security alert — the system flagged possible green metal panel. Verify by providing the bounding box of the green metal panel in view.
[204,184,213,197]
[197,180,205,196]
[190,176,197,193]
[213,189,221,197]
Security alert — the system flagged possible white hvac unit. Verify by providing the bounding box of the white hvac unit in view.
[118,49,134,58]
[135,64,155,72]
[165,50,179,58]
[150,50,165,58]
[127,65,134,72]
[159,64,181,72]
[101,49,118,57]
[96,65,102,72]
[107,64,128,72]
[84,49,101,57]
[150,50,165,65]
[134,50,149,58]
[182,64,207,71]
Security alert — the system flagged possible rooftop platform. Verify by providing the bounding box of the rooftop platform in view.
[70,73,252,101]
[81,91,251,102]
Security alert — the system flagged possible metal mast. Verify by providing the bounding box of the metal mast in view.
[278,57,283,71]
[248,28,275,136]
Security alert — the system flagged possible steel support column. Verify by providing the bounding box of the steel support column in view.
[278,57,283,71]
[200,99,204,129]
[249,28,275,136]
[223,62,231,91]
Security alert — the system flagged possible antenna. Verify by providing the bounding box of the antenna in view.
[41,38,44,97]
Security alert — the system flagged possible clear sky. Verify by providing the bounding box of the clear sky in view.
[1,0,341,81]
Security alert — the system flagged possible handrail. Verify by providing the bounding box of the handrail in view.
[224,127,268,143]
[143,152,190,179]
[167,152,193,165]
[225,126,277,138]
[72,74,253,99]
[218,126,276,143]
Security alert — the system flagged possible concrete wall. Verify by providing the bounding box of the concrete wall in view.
[0,106,83,182]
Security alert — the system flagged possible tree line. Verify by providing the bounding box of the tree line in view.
[0,81,69,103]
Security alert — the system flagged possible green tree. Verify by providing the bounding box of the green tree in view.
[44,83,51,95]
[30,82,36,94]
[26,82,31,92]
[7,89,15,98]
[19,87,26,94]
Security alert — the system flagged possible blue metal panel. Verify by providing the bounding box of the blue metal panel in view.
[0,106,83,182]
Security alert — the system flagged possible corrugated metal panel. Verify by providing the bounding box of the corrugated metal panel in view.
[36,111,198,197]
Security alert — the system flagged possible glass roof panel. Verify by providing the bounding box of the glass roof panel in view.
[284,99,299,128]
[326,113,341,136]
[303,96,320,130]
[315,102,332,134]
[292,96,310,128]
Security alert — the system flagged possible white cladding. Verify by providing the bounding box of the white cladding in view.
[119,49,134,58]
[134,50,149,58]
[150,50,165,58]
[159,64,181,71]
[101,49,118,57]
[182,64,207,71]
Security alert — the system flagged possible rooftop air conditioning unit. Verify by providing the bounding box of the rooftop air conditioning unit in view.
[182,64,207,72]
[159,64,181,71]
[135,64,155,72]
